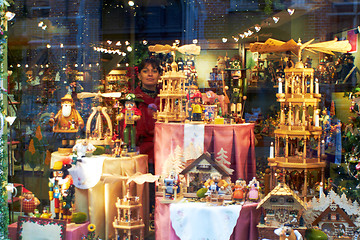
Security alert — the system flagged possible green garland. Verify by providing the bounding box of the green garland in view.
[0,2,10,239]
[0,132,8,239]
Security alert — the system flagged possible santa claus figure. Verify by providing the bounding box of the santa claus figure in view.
[49,94,84,147]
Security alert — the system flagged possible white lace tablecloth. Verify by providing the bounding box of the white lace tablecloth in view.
[169,201,242,240]
[69,156,107,189]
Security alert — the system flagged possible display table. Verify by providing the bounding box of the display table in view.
[8,221,90,240]
[155,197,261,240]
[50,152,149,240]
[155,123,256,181]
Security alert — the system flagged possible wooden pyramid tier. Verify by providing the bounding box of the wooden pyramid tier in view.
[268,62,325,201]
[113,195,145,240]
[155,63,188,123]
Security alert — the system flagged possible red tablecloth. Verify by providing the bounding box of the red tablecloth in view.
[155,197,261,240]
[154,123,256,182]
[8,221,90,240]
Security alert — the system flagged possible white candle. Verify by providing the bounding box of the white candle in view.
[270,142,274,158]
[315,78,319,94]
[278,78,282,94]
[315,110,319,127]
[319,182,323,198]
[321,140,325,155]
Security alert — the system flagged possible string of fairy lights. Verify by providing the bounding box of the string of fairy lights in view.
[8,38,150,70]
[229,8,295,43]
[8,0,298,74]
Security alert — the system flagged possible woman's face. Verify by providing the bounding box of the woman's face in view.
[138,63,160,91]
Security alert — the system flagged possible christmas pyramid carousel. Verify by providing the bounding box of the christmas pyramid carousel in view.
[250,38,352,200]
[148,43,200,123]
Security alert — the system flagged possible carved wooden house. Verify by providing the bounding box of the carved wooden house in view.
[257,183,307,227]
[257,183,308,240]
[312,203,356,238]
[180,152,231,194]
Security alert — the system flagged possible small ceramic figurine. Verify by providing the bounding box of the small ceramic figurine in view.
[116,93,142,152]
[232,179,247,204]
[247,177,260,202]
[49,158,74,222]
[20,188,40,216]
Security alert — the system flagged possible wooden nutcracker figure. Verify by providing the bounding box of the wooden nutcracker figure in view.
[49,158,74,222]
[116,93,142,152]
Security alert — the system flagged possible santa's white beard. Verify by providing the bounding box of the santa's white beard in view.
[62,105,72,117]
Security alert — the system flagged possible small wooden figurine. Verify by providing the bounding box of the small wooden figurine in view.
[162,171,181,201]
[190,91,204,121]
[232,179,247,204]
[72,139,96,162]
[274,224,303,240]
[116,93,142,152]
[247,177,260,202]
[113,139,122,157]
[20,188,40,216]
[49,94,84,148]
[49,158,75,222]
[204,172,229,205]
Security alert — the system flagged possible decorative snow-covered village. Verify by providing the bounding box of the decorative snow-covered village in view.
[304,190,360,239]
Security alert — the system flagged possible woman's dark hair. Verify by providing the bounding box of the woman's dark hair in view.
[138,58,162,74]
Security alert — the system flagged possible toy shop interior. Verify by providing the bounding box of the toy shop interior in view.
[1,0,360,240]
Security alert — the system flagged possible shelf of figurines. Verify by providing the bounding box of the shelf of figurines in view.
[156,175,261,206]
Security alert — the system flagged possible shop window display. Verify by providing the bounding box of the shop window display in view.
[2,0,360,239]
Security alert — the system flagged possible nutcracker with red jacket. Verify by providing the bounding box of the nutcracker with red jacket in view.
[116,93,142,152]
[49,158,74,222]
[190,91,204,121]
